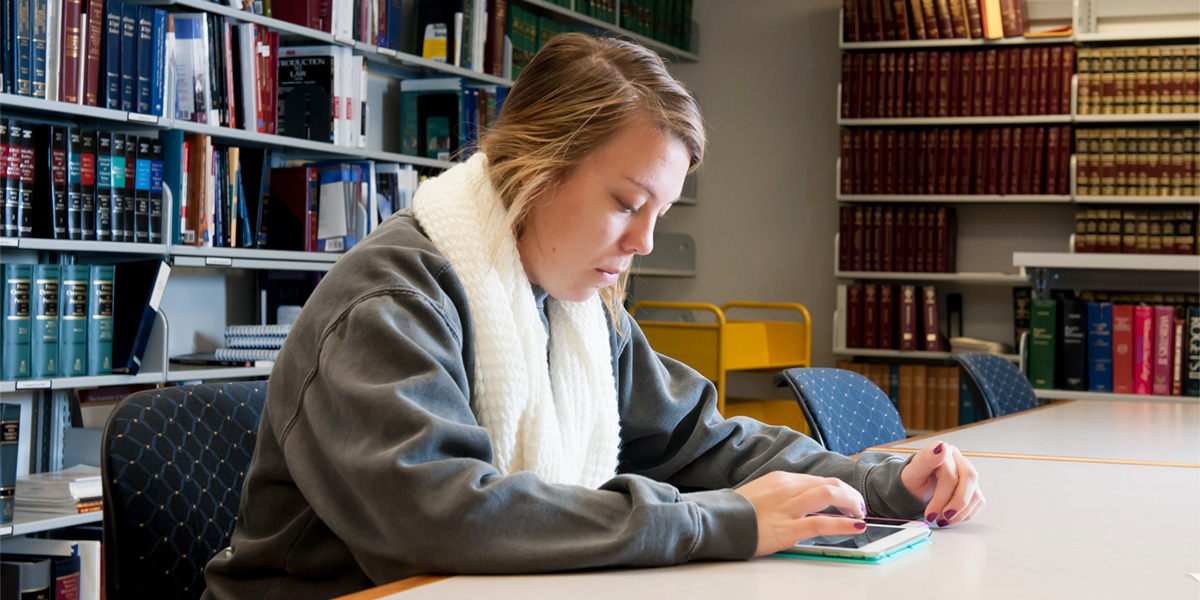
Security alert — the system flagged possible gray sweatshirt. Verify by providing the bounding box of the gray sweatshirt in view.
[201,210,926,600]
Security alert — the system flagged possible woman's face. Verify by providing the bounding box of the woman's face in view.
[517,117,691,302]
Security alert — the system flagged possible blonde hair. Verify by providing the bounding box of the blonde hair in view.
[479,32,706,325]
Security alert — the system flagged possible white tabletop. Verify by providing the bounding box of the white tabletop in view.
[365,456,1200,600]
[880,400,1200,465]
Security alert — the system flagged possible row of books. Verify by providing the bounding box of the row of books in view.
[1074,127,1199,198]
[1,260,169,381]
[0,120,163,242]
[842,0,1033,42]
[2,0,169,117]
[1076,46,1200,116]
[837,361,975,432]
[840,46,1074,119]
[1029,297,1200,397]
[837,205,957,273]
[1071,208,1197,255]
[839,126,1073,196]
[398,77,507,160]
[841,284,949,352]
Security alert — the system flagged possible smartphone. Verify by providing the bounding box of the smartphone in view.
[779,517,931,561]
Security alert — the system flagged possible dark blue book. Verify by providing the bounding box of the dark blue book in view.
[86,264,114,376]
[79,129,96,241]
[31,0,47,98]
[95,132,113,242]
[149,138,163,244]
[2,264,32,380]
[0,403,19,524]
[120,2,138,111]
[112,259,170,375]
[1086,302,1113,393]
[385,0,406,50]
[122,133,137,241]
[57,264,89,377]
[133,137,151,243]
[30,263,59,379]
[1060,298,1088,391]
[149,8,167,116]
[135,6,153,114]
[104,1,123,109]
[13,0,31,96]
[1,0,11,94]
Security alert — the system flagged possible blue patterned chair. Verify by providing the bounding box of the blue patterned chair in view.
[101,381,267,600]
[950,353,1040,420]
[774,368,908,455]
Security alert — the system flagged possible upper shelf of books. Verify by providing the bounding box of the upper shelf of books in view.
[1013,251,1200,271]
[838,0,1200,50]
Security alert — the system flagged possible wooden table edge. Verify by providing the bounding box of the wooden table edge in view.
[334,575,449,599]
[864,447,1200,468]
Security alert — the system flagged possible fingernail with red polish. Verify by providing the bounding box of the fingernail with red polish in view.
[934,443,944,454]
[937,519,949,527]
[926,513,938,522]
[854,521,867,530]
[943,509,957,519]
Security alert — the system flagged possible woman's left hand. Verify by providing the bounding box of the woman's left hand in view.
[899,440,984,527]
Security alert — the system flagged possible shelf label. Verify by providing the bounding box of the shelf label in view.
[16,380,52,390]
[127,112,158,124]
[205,257,233,267]
[0,238,17,247]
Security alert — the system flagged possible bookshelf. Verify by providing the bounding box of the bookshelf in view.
[1,509,103,539]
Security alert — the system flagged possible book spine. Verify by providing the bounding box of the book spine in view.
[847,283,863,348]
[150,8,167,116]
[103,2,121,109]
[80,129,96,240]
[1133,305,1153,394]
[95,132,112,242]
[149,138,163,244]
[67,128,82,240]
[0,403,18,524]
[1187,306,1200,397]
[2,264,33,380]
[1172,318,1184,396]
[135,6,153,114]
[15,0,33,96]
[920,285,941,351]
[1151,306,1174,395]
[84,0,104,105]
[879,284,895,349]
[109,133,125,242]
[58,264,89,377]
[86,264,114,375]
[30,263,60,379]
[1112,304,1134,393]
[17,123,34,238]
[59,0,82,101]
[119,3,136,111]
[1086,302,1113,392]
[123,132,136,241]
[1029,298,1057,389]
[4,121,19,237]
[1059,298,1087,391]
[31,0,47,98]
[863,283,879,349]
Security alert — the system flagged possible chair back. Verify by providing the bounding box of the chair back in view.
[101,381,268,600]
[774,368,907,455]
[950,353,1039,420]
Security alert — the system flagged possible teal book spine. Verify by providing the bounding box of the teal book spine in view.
[2,264,32,380]
[30,263,59,379]
[0,403,17,524]
[58,264,90,377]
[86,264,114,375]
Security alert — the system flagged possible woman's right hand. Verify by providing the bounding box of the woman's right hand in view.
[733,471,867,557]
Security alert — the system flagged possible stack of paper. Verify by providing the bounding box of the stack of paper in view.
[15,465,103,515]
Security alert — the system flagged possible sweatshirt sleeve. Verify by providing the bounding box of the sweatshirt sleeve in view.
[271,290,758,583]
[613,314,928,521]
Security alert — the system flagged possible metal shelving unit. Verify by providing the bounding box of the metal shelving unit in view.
[520,0,698,62]
[1033,388,1199,404]
[0,92,162,126]
[166,364,274,382]
[1,510,103,539]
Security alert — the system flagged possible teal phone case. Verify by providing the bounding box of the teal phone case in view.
[771,537,932,565]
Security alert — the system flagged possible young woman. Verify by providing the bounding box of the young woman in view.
[202,33,983,599]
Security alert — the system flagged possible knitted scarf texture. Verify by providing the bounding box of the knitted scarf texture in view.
[413,153,620,489]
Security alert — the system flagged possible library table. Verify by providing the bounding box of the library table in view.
[869,400,1200,467]
[338,456,1200,600]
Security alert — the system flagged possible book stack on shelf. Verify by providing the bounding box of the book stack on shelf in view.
[14,464,102,516]
[1028,292,1200,398]
[842,0,1047,42]
[838,205,957,273]
[1076,45,1200,115]
[1074,127,1198,198]
[2,536,101,600]
[173,12,281,133]
[837,360,976,432]
[220,323,290,363]
[1072,207,1197,254]
[840,283,957,352]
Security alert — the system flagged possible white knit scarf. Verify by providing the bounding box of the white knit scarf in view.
[413,153,620,489]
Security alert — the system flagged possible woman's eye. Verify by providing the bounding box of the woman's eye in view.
[617,199,637,214]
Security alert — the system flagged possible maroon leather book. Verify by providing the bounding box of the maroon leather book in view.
[921,286,944,351]
[847,284,864,348]
[972,126,989,194]
[958,51,973,117]
[1031,127,1046,194]
[913,51,929,117]
[928,51,942,118]
[983,49,998,116]
[1044,126,1060,195]
[1017,47,1033,115]
[1047,46,1063,115]
[870,130,884,194]
[852,52,867,118]
[84,0,105,106]
[852,206,866,271]
[964,0,984,38]
[863,284,880,348]
[904,207,918,272]
[909,0,928,39]
[946,0,968,38]
[863,204,876,271]
[893,206,909,270]
[986,128,1001,194]
[994,49,1009,116]
[1060,47,1075,114]
[864,0,882,41]
[925,129,939,194]
[841,129,853,194]
[1057,125,1072,195]
[898,285,920,351]
[872,205,885,271]
[972,49,986,115]
[60,0,84,103]
[843,0,860,42]
[891,0,912,39]
[998,127,1013,195]
[905,130,920,193]
[915,130,929,193]
[921,0,941,39]
[902,53,917,117]
[884,53,897,119]
[1007,48,1023,116]
[947,128,962,194]
[958,128,973,194]
[840,205,854,271]
[937,51,952,117]
[880,0,897,41]
[936,128,951,194]
[895,53,909,118]
[1019,126,1036,194]
[933,0,955,38]
[1035,47,1051,115]
[842,53,854,120]
[947,52,962,117]
[999,0,1023,37]
[273,1,326,32]
[863,53,878,118]
[915,206,928,272]
[884,129,897,194]
[879,285,896,349]
[1151,306,1175,395]
[1009,127,1025,194]
[882,206,897,271]
[852,129,865,194]
[486,0,508,77]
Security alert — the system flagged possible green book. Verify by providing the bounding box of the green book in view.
[2,264,32,381]
[30,264,60,379]
[58,264,90,377]
[1029,298,1059,389]
[86,265,114,376]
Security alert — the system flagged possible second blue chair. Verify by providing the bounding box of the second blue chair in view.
[949,353,1040,420]
[774,368,908,455]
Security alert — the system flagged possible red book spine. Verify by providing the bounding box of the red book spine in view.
[884,129,897,193]
[1044,125,1061,196]
[1047,46,1063,115]
[852,206,866,271]
[847,284,864,348]
[841,129,853,195]
[921,285,943,351]
[998,127,1013,195]
[891,0,912,40]
[882,205,897,271]
[936,127,951,194]
[870,130,884,194]
[1134,305,1153,394]
[895,52,909,118]
[958,51,973,117]
[1171,318,1184,395]
[986,128,1001,194]
[879,285,896,349]
[1058,125,1073,195]
[904,130,919,193]
[972,126,988,194]
[964,0,984,38]
[868,0,886,40]
[852,129,865,194]
[904,206,918,272]
[84,0,105,106]
[1112,304,1135,393]
[947,128,961,194]
[1020,126,1036,194]
[947,51,962,117]
[839,206,853,271]
[841,53,854,119]
[864,284,880,348]
[928,51,942,118]
[995,49,1010,116]
[935,206,949,272]
[1035,46,1050,115]
[899,285,919,350]
[915,206,928,272]
[60,0,84,103]
[852,52,865,118]
[913,51,928,117]
[1031,127,1046,194]
[1152,306,1175,395]
[893,206,909,270]
[1006,48,1023,116]
[983,49,997,116]
[844,0,859,42]
[933,0,954,38]
[885,53,897,119]
[921,0,941,39]
[1017,47,1033,115]
[957,128,973,194]
[872,205,885,271]
[925,128,939,194]
[999,0,1022,37]
[909,0,928,39]
[864,53,878,118]
[937,51,952,117]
